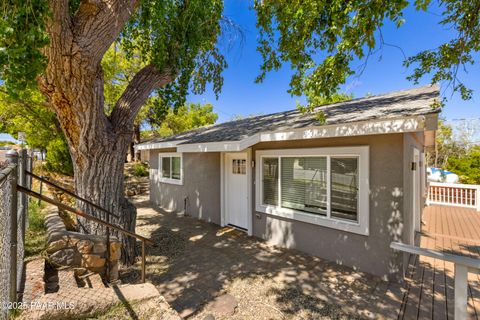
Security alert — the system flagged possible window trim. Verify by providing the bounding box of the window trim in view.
[159,152,183,185]
[255,146,369,236]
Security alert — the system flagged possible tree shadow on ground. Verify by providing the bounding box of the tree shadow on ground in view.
[123,197,403,319]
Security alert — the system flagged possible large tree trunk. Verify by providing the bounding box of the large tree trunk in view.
[37,0,172,265]
[73,135,137,265]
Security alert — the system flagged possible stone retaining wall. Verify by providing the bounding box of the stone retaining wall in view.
[44,206,121,281]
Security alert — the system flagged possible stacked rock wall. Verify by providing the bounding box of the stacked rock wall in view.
[44,206,121,281]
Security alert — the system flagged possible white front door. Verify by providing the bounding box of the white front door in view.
[224,153,248,230]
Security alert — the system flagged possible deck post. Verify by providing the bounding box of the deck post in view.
[476,186,480,212]
[454,264,468,320]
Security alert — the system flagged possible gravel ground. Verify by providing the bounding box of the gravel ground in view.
[124,194,403,320]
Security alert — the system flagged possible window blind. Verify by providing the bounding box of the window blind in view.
[162,157,171,178]
[280,157,327,215]
[331,157,358,221]
[262,158,278,205]
[172,157,181,179]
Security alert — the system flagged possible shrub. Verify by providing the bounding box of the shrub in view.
[446,146,480,184]
[132,162,149,177]
[44,137,74,176]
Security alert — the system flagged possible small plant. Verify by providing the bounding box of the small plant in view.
[44,137,74,176]
[25,200,47,260]
[132,162,149,177]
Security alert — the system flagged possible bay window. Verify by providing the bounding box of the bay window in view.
[256,147,369,235]
[159,153,183,185]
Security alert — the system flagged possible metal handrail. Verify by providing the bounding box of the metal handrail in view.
[25,170,120,219]
[18,185,154,282]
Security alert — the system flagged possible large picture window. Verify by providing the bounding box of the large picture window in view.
[256,147,369,235]
[159,153,183,185]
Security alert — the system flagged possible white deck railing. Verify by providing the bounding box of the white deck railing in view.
[427,182,480,211]
[391,242,480,320]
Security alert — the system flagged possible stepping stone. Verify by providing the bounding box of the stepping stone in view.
[205,294,238,316]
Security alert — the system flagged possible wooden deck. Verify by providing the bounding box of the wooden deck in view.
[398,205,480,319]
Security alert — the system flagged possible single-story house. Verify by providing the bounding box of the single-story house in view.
[135,85,439,280]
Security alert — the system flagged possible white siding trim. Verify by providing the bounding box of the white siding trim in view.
[260,116,426,142]
[137,115,437,152]
[246,148,253,236]
[220,153,225,227]
[136,140,185,151]
[255,146,370,236]
[175,115,428,153]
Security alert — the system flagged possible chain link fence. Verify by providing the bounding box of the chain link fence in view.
[0,150,32,320]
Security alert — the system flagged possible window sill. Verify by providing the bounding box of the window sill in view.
[159,178,183,185]
[256,204,369,236]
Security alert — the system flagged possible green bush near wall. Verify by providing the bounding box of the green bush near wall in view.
[447,146,480,184]
[132,162,149,177]
[44,137,74,176]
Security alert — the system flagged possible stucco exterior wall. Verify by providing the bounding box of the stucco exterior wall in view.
[402,133,425,236]
[145,132,425,280]
[149,150,221,224]
[251,134,406,280]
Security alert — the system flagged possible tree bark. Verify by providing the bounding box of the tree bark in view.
[74,135,137,265]
[37,0,172,265]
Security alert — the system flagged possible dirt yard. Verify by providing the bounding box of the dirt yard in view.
[123,194,404,320]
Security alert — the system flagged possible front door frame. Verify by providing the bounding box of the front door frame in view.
[220,149,253,235]
[411,147,421,244]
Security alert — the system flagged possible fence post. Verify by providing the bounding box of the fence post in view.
[6,150,18,304]
[19,148,27,232]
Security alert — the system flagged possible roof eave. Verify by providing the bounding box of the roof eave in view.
[171,114,437,152]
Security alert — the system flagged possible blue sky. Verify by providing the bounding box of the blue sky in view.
[1,1,478,143]
[189,0,480,123]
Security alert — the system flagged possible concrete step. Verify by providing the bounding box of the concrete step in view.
[18,283,182,320]
[80,273,106,289]
[58,269,79,291]
[21,259,46,303]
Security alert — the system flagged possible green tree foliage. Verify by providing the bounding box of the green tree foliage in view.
[447,147,480,184]
[0,1,49,95]
[121,0,226,107]
[297,92,353,123]
[44,137,74,176]
[2,1,478,107]
[429,121,457,168]
[102,44,167,127]
[156,103,218,137]
[102,45,218,137]
[431,120,480,184]
[0,87,74,175]
[254,0,480,103]
[0,140,15,146]
[1,1,227,105]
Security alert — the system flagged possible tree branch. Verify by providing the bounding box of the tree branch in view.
[73,0,139,64]
[110,64,173,133]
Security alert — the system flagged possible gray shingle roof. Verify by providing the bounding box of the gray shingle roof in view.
[140,84,440,146]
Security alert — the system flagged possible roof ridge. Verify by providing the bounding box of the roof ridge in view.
[137,84,439,146]
[315,83,439,110]
[217,84,439,126]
